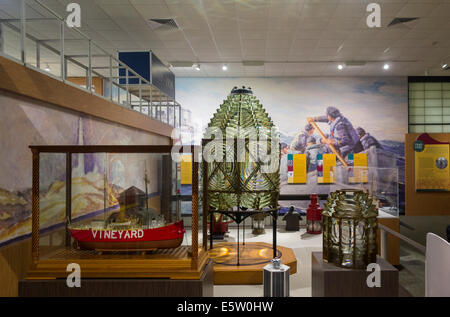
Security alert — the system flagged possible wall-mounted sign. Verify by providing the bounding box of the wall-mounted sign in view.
[317,153,336,184]
[415,133,449,191]
[287,153,307,184]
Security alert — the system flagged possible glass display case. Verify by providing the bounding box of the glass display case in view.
[279,166,399,218]
[28,145,207,279]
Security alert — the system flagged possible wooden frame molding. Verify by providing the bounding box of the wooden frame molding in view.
[0,56,173,138]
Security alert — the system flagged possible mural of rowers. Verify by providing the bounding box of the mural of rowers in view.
[290,123,318,153]
[307,106,363,160]
[356,127,382,150]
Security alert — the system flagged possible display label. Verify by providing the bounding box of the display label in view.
[348,153,368,183]
[317,153,336,183]
[180,154,192,185]
[287,153,307,184]
[415,142,449,191]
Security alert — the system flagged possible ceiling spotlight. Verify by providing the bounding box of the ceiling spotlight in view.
[194,63,201,71]
[338,64,343,70]
[44,63,51,72]
[383,63,390,70]
[222,64,228,71]
[442,63,448,69]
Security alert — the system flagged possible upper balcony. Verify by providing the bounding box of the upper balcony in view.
[0,0,181,128]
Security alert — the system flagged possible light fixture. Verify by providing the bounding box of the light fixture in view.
[194,63,201,71]
[383,63,390,70]
[44,63,51,72]
[442,63,448,69]
[337,64,343,70]
[222,64,228,71]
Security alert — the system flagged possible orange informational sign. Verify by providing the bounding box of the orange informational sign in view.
[180,154,192,185]
[415,134,449,191]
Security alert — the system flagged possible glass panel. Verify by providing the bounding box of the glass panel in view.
[409,91,424,99]
[39,153,66,259]
[425,116,442,124]
[2,21,22,61]
[409,99,424,107]
[409,115,424,124]
[425,91,442,99]
[425,125,443,133]
[425,99,442,107]
[425,107,443,116]
[443,125,450,132]
[409,107,424,116]
[409,125,425,133]
[409,82,424,90]
[425,82,442,90]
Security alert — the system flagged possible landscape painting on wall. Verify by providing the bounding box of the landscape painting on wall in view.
[0,95,166,247]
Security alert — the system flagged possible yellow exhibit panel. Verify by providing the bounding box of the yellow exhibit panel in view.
[287,153,307,184]
[415,143,449,191]
[349,153,368,183]
[317,154,336,184]
[180,154,192,185]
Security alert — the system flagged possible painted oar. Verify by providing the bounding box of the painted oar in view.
[308,120,348,167]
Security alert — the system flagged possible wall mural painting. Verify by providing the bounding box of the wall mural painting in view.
[0,95,165,246]
[176,77,407,212]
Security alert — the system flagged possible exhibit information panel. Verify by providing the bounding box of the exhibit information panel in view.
[348,153,368,183]
[317,154,336,184]
[414,133,450,191]
[288,153,307,184]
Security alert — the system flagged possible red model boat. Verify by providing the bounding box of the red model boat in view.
[69,220,185,251]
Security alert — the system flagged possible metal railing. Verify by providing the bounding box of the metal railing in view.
[379,223,426,258]
[0,0,181,128]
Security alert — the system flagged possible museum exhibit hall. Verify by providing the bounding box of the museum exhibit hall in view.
[1,0,450,304]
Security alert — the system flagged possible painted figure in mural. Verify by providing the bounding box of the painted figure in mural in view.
[305,136,325,172]
[280,142,289,183]
[290,123,316,153]
[308,106,363,159]
[356,127,382,150]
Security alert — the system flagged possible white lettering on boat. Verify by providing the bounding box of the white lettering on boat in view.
[90,229,145,240]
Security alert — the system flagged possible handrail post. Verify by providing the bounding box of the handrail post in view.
[60,19,65,80]
[20,0,26,63]
[109,55,113,101]
[126,66,129,107]
[380,227,387,259]
[139,78,142,113]
[88,39,92,92]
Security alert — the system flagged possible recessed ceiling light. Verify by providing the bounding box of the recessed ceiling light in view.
[338,64,343,70]
[442,63,448,69]
[194,63,201,71]
[383,63,390,70]
[222,64,228,71]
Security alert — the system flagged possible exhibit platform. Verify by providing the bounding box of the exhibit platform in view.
[209,242,297,285]
[312,252,399,297]
[19,259,214,297]
[26,246,209,280]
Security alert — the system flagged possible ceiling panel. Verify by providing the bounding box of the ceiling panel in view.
[1,0,448,77]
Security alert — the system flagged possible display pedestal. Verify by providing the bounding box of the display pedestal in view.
[19,260,214,297]
[312,252,398,297]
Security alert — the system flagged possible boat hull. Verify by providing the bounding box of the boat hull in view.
[69,220,185,251]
